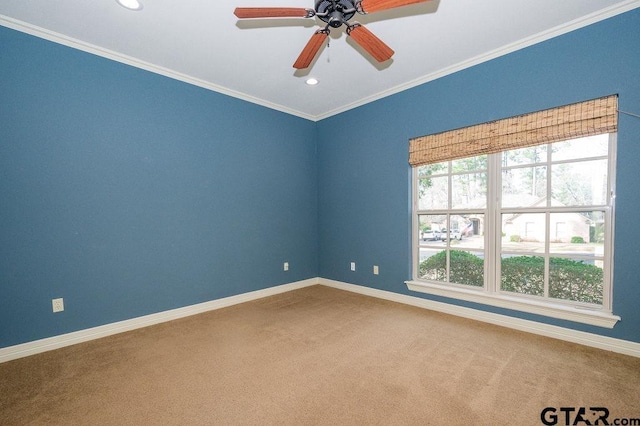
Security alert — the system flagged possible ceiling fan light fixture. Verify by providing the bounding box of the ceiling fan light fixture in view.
[116,0,143,11]
[234,0,428,69]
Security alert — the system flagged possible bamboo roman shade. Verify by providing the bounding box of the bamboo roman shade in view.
[409,95,618,167]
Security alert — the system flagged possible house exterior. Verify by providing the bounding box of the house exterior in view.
[503,198,591,243]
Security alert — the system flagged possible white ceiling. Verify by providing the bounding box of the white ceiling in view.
[1,0,639,121]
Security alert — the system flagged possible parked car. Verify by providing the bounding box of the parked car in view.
[442,229,462,241]
[421,229,441,241]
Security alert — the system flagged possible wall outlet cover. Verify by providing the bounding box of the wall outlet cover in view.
[52,298,64,313]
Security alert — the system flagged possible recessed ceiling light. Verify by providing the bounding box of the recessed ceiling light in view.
[306,78,319,86]
[116,0,143,11]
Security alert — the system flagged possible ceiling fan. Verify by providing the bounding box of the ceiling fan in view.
[234,0,429,69]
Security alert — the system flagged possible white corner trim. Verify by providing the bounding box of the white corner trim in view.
[318,278,640,358]
[0,278,319,364]
[404,280,620,329]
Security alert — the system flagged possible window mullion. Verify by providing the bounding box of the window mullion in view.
[543,146,552,298]
[487,153,501,293]
[603,133,617,311]
[447,163,452,283]
[412,167,419,280]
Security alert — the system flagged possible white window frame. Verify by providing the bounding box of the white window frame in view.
[406,134,620,328]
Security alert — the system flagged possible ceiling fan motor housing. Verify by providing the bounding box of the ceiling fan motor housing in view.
[315,0,357,28]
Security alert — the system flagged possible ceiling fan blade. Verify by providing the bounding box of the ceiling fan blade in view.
[359,0,429,13]
[234,7,311,19]
[347,24,394,63]
[293,31,329,69]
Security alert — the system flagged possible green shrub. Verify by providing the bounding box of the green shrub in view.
[501,256,602,304]
[548,257,603,304]
[571,236,586,244]
[419,250,483,287]
[420,252,603,304]
[510,235,521,242]
[500,256,544,296]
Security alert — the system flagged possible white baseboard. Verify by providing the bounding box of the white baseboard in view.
[318,278,640,358]
[3,277,638,363]
[0,278,319,364]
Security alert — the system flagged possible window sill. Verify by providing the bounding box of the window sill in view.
[405,280,620,328]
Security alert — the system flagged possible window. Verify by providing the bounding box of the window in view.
[406,96,620,328]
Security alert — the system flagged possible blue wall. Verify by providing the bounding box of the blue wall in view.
[2,8,639,349]
[317,9,640,343]
[0,26,318,347]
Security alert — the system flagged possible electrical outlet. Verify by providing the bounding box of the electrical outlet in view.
[284,262,289,271]
[350,262,356,271]
[52,298,64,313]
[373,265,379,275]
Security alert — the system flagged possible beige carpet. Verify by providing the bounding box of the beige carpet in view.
[1,285,639,425]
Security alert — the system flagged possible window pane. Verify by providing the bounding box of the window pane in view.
[452,173,487,209]
[418,176,448,210]
[449,250,484,287]
[451,155,487,173]
[549,212,605,259]
[552,134,608,162]
[502,145,547,167]
[449,214,469,232]
[500,255,544,296]
[418,249,446,281]
[551,159,608,206]
[447,214,484,251]
[417,162,447,178]
[502,166,547,208]
[502,213,546,249]
[418,248,484,287]
[418,247,439,263]
[549,257,603,305]
[418,214,446,244]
